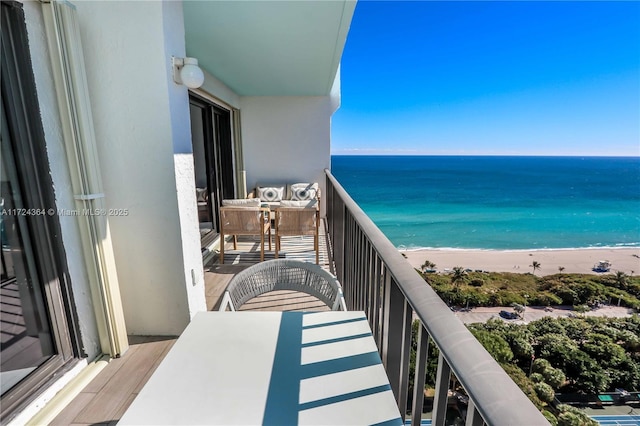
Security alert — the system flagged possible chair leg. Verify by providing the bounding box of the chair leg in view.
[268,228,272,251]
[275,235,279,259]
[314,234,319,264]
[220,234,224,264]
[233,235,238,250]
[260,231,264,262]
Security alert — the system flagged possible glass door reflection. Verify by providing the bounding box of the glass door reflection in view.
[0,121,55,395]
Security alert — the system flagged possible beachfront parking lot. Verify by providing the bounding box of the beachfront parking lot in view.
[453,305,635,324]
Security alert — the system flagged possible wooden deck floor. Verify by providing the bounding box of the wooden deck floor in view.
[204,219,333,311]
[51,220,333,425]
[49,336,177,426]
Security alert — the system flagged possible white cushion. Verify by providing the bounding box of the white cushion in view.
[289,183,318,201]
[222,198,261,207]
[280,199,318,209]
[257,185,285,202]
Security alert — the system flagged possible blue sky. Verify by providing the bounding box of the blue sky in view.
[331,1,640,156]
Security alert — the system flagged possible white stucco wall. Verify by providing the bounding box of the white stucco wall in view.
[22,1,101,359]
[240,96,333,213]
[74,1,206,335]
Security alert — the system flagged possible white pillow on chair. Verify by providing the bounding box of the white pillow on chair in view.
[289,183,318,201]
[257,186,285,202]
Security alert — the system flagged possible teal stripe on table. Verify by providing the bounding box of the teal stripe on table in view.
[300,351,382,380]
[262,312,303,426]
[301,332,372,348]
[302,316,368,330]
[299,384,393,411]
[372,417,405,426]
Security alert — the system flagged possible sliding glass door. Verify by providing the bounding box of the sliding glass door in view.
[1,112,56,394]
[1,2,78,420]
[189,95,235,247]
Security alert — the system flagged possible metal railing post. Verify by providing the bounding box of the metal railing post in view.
[382,278,411,415]
[466,399,485,426]
[432,352,451,426]
[411,325,429,426]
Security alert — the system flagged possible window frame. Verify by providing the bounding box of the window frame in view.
[1,1,81,421]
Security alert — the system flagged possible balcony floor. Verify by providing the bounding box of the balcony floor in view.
[204,219,333,311]
[49,220,333,425]
[49,336,177,426]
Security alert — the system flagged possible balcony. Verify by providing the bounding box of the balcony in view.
[47,172,547,426]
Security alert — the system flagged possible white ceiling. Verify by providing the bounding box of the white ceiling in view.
[183,1,356,97]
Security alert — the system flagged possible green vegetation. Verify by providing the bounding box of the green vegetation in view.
[410,266,639,422]
[531,260,541,275]
[408,316,632,424]
[467,316,639,424]
[420,260,436,272]
[450,266,467,289]
[418,268,640,309]
[470,316,640,394]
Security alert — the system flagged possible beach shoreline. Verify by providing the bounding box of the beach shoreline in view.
[401,247,640,276]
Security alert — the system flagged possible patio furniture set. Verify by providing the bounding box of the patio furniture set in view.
[119,185,402,424]
[219,182,321,264]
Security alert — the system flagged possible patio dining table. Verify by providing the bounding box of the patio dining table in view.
[118,311,402,425]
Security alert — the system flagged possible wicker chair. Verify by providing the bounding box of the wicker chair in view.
[219,206,271,264]
[218,259,346,311]
[275,207,320,264]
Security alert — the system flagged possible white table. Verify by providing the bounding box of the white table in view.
[119,311,402,425]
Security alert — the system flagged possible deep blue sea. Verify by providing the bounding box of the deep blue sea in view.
[330,156,640,250]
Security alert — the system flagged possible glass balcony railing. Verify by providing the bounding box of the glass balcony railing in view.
[324,169,549,426]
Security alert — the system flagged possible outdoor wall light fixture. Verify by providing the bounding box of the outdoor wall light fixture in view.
[172,56,205,89]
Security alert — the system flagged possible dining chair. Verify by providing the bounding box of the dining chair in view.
[219,259,346,311]
[275,206,320,264]
[219,206,271,264]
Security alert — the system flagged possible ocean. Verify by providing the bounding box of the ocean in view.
[330,156,640,251]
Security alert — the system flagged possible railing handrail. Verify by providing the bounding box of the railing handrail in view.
[325,169,548,426]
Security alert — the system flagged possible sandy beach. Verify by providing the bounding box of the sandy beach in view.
[401,247,640,276]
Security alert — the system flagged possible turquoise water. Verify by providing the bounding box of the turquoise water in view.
[330,156,640,250]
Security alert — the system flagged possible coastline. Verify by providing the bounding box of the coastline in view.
[401,247,640,276]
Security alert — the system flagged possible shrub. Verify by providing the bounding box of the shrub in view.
[529,372,544,383]
[469,278,484,287]
[497,291,524,307]
[529,292,563,306]
[618,329,640,351]
[530,358,566,389]
[459,289,490,307]
[469,329,513,364]
[532,358,553,374]
[509,336,534,359]
[573,304,590,313]
[542,410,558,426]
[534,381,555,403]
[500,363,545,411]
[554,287,579,305]
[556,404,598,426]
[542,366,566,390]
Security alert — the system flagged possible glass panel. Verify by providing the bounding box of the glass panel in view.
[190,103,214,238]
[0,118,56,395]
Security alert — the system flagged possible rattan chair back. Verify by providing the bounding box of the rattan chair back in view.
[219,259,346,311]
